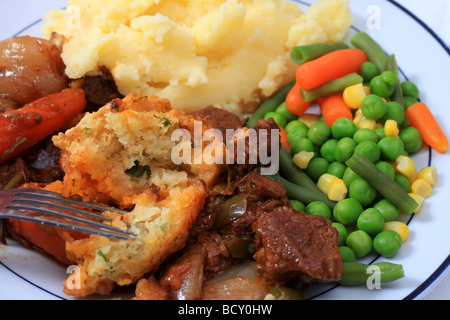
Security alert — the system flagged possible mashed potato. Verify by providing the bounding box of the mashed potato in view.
[42,0,352,116]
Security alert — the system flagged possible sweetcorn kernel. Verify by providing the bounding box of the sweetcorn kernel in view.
[327,178,347,201]
[384,221,409,242]
[317,173,339,194]
[343,83,367,109]
[298,113,320,128]
[395,155,417,180]
[293,151,315,169]
[384,119,399,137]
[358,118,377,130]
[411,178,432,198]
[418,166,438,186]
[408,193,425,214]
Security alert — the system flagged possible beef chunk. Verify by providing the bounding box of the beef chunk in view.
[0,157,30,189]
[253,206,342,284]
[230,118,279,180]
[191,106,242,136]
[234,172,286,202]
[196,232,231,280]
[219,173,288,236]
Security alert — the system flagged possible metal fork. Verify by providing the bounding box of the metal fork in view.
[0,188,136,240]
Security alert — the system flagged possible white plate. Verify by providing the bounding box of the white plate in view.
[0,0,449,300]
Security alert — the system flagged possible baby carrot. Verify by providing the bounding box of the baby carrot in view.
[406,102,448,152]
[279,126,290,152]
[296,48,368,90]
[285,82,311,115]
[0,88,86,164]
[318,93,353,127]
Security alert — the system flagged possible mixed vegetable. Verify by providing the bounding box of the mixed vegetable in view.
[247,31,448,287]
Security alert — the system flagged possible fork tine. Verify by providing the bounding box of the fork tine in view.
[11,188,128,214]
[0,209,134,240]
[5,203,136,238]
[10,197,114,223]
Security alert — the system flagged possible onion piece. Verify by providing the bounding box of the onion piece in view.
[201,276,272,300]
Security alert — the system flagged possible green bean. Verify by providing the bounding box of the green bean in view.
[346,153,418,214]
[279,147,318,190]
[1,173,26,244]
[385,55,405,111]
[267,174,336,209]
[290,42,349,65]
[300,73,363,102]
[351,32,388,73]
[338,262,405,286]
[246,81,295,128]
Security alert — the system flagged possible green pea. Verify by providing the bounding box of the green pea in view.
[327,161,347,179]
[306,157,330,182]
[290,199,306,212]
[349,178,377,207]
[287,126,308,144]
[331,117,358,139]
[342,166,360,187]
[370,75,395,99]
[380,71,398,86]
[380,101,405,125]
[394,174,411,193]
[377,136,404,161]
[403,96,418,109]
[373,199,400,222]
[373,230,402,258]
[334,137,356,163]
[264,112,287,128]
[399,126,423,154]
[375,127,386,140]
[333,198,364,226]
[346,230,373,258]
[275,102,297,122]
[285,120,309,133]
[353,128,379,144]
[361,94,387,120]
[354,140,380,163]
[320,139,338,163]
[307,121,331,146]
[306,201,332,220]
[332,222,349,246]
[359,61,380,83]
[401,81,419,100]
[357,208,385,236]
[339,246,356,262]
[290,137,314,156]
[375,161,395,180]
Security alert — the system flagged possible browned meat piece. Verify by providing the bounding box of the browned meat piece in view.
[191,105,242,136]
[196,232,231,280]
[253,206,342,285]
[230,118,280,181]
[70,67,121,112]
[234,172,286,202]
[220,173,288,236]
[0,157,30,189]
[21,136,64,184]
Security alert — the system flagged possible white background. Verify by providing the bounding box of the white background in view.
[0,0,448,300]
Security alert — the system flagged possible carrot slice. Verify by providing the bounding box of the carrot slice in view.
[406,102,448,152]
[0,88,86,164]
[279,126,290,152]
[285,82,311,115]
[296,48,368,90]
[318,93,353,127]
